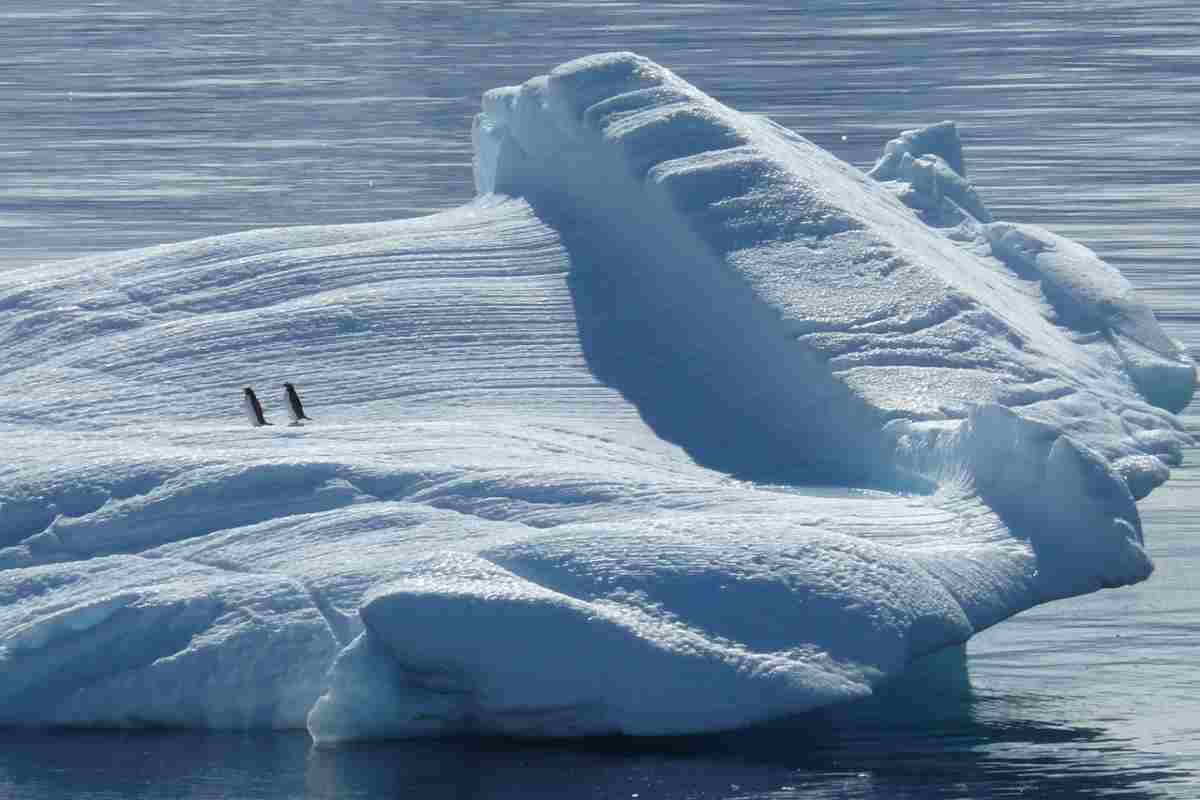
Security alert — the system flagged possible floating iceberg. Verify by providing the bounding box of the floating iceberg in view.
[0,53,1192,742]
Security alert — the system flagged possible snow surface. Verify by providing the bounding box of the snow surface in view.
[0,52,1192,742]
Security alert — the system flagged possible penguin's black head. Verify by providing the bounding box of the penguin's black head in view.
[243,387,253,394]
[284,382,295,390]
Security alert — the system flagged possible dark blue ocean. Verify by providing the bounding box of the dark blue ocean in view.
[1,2,1197,797]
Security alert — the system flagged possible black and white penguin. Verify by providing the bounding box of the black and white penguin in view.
[283,382,311,426]
[242,387,272,427]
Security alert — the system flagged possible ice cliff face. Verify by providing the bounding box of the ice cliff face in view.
[0,52,1192,741]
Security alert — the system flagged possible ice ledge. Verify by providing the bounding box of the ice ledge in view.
[472,51,1192,498]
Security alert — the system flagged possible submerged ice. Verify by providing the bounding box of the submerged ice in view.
[0,53,1192,741]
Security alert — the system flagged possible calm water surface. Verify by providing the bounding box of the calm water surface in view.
[1,1,1198,797]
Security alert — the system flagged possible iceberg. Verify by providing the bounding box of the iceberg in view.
[0,53,1192,742]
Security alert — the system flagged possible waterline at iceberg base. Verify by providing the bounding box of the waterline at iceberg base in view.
[0,53,1191,743]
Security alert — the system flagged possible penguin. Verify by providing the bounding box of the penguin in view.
[242,387,272,427]
[283,382,311,426]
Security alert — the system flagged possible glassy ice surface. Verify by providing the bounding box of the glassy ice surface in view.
[1,1,1198,798]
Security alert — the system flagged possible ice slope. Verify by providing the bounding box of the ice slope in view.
[0,53,1192,741]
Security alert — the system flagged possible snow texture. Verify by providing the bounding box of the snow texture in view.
[0,52,1192,742]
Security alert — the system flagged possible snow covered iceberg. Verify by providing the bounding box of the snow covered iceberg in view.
[0,53,1192,741]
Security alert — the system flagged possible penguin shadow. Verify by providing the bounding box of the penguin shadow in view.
[241,383,313,429]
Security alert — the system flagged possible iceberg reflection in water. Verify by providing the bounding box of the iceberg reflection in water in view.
[0,670,1187,800]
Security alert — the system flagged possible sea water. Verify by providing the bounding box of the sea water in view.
[1,1,1197,797]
